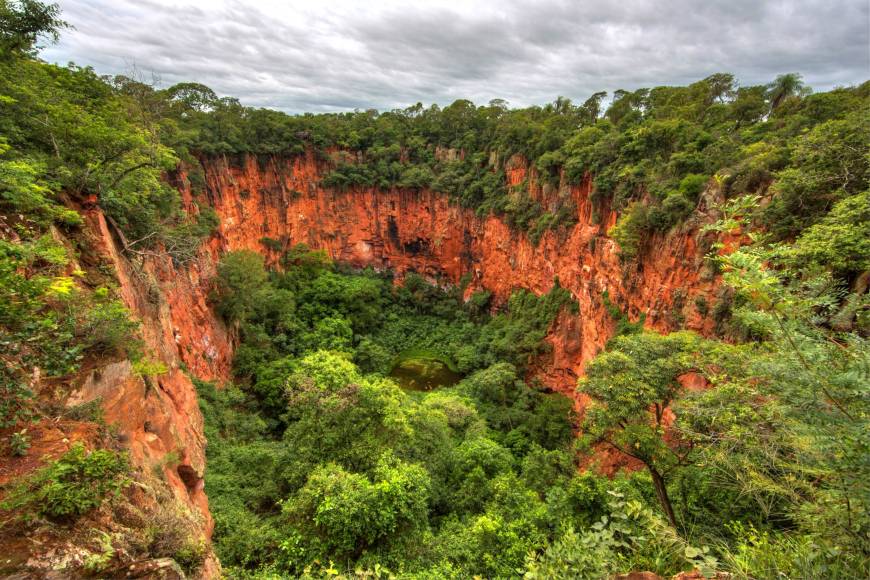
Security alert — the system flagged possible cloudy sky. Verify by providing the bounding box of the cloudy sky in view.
[43,0,869,113]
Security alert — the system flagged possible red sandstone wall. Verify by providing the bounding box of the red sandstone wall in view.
[69,206,228,576]
[194,151,721,397]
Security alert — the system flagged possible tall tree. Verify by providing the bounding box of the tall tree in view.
[580,91,608,124]
[767,72,809,112]
[579,331,702,528]
[0,0,66,57]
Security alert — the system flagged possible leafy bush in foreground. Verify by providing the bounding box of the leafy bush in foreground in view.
[1,443,129,521]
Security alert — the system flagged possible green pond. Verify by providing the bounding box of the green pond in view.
[389,351,462,392]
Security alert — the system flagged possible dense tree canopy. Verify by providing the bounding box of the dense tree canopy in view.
[200,249,592,576]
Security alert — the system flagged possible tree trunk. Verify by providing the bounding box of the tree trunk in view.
[649,465,678,529]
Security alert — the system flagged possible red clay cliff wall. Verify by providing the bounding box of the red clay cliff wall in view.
[65,205,229,576]
[193,152,721,397]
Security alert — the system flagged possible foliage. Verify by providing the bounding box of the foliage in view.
[284,456,431,560]
[206,207,869,577]
[144,497,209,575]
[0,234,141,426]
[131,357,169,378]
[8,428,29,456]
[144,68,867,248]
[211,250,269,324]
[719,522,862,580]
[608,202,649,260]
[203,257,587,576]
[3,9,869,575]
[602,290,645,337]
[1,442,129,521]
[788,189,870,278]
[524,491,682,580]
[0,36,220,261]
[580,331,704,527]
[0,0,66,56]
[579,195,869,577]
[82,530,114,574]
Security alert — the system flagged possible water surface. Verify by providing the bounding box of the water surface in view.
[389,351,462,391]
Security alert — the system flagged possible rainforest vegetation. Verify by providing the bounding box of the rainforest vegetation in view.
[0,1,868,578]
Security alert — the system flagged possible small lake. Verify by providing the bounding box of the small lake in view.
[389,351,462,392]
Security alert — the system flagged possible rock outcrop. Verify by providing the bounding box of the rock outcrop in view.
[72,206,226,576]
[75,208,225,533]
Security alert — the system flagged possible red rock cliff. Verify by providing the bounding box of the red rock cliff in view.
[192,151,721,397]
[65,205,229,576]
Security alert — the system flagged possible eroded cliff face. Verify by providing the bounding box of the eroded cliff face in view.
[54,204,227,576]
[0,199,229,577]
[192,151,722,397]
[76,207,225,522]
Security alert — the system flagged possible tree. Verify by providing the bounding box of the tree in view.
[284,456,431,560]
[763,111,869,239]
[212,250,269,324]
[702,73,736,105]
[731,85,767,126]
[0,0,66,56]
[580,91,608,124]
[163,82,219,113]
[608,202,649,260]
[766,73,809,112]
[606,88,649,126]
[579,331,703,528]
[789,189,870,279]
[281,352,412,481]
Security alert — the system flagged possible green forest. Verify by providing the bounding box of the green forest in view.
[1,1,868,578]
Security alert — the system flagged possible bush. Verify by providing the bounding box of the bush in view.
[678,173,708,199]
[79,297,141,357]
[9,429,30,456]
[608,202,649,260]
[146,497,208,576]
[720,523,863,580]
[398,164,435,189]
[648,191,694,231]
[1,443,129,521]
[212,250,269,323]
[789,190,870,277]
[284,457,431,559]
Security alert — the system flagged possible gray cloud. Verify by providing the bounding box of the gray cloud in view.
[43,0,870,112]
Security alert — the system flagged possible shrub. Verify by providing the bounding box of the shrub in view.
[608,202,649,260]
[284,457,431,559]
[398,164,435,189]
[678,173,708,199]
[9,429,30,456]
[602,290,645,337]
[0,364,33,429]
[161,206,221,264]
[79,298,141,357]
[789,190,870,277]
[648,192,694,231]
[212,250,269,323]
[146,497,208,575]
[132,358,169,378]
[82,531,114,574]
[720,523,861,580]
[1,443,129,521]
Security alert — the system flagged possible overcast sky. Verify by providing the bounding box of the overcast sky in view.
[42,0,870,113]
